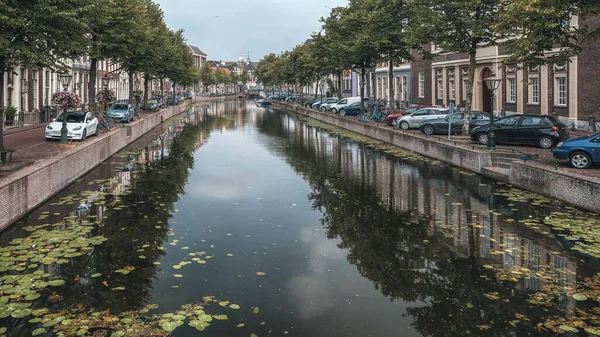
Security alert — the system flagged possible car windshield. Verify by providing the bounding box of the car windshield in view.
[56,113,85,123]
[444,114,464,121]
[111,104,129,110]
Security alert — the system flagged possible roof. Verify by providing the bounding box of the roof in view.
[187,44,207,56]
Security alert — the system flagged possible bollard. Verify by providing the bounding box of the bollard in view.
[501,108,506,117]
[590,114,597,133]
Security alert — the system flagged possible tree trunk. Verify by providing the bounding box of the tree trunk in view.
[143,76,149,113]
[128,72,134,106]
[160,78,164,106]
[462,49,477,135]
[88,58,98,113]
[360,68,366,109]
[388,53,394,109]
[314,77,319,97]
[0,67,5,151]
[337,71,342,99]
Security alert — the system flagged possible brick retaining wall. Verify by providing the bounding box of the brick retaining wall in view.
[0,96,231,230]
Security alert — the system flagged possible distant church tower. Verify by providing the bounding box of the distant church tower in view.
[238,53,245,75]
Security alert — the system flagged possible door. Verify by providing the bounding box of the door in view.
[481,68,492,113]
[516,116,544,144]
[493,116,521,142]
[449,113,465,133]
[410,109,432,127]
[590,136,600,162]
[85,113,94,134]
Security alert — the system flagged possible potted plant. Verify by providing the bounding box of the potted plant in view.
[4,106,16,125]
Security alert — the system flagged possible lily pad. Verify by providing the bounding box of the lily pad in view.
[32,328,46,336]
[573,293,588,301]
[48,279,66,287]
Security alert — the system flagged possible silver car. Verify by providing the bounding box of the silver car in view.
[396,107,450,130]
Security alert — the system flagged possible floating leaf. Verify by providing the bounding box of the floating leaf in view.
[189,320,210,331]
[91,273,102,278]
[110,332,126,337]
[237,323,245,328]
[213,314,228,320]
[32,328,46,336]
[230,304,241,309]
[251,334,258,337]
[11,308,32,318]
[573,293,588,301]
[174,274,183,278]
[253,307,260,314]
[256,272,265,276]
[48,279,66,287]
[161,322,176,332]
[559,325,578,333]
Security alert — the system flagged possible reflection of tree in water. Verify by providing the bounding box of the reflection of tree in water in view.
[254,110,563,336]
[52,114,230,313]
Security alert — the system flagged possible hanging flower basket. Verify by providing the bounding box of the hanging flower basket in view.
[133,90,144,97]
[96,89,116,105]
[52,90,81,110]
[152,89,162,97]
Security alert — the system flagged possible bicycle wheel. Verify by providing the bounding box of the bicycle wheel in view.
[104,114,115,129]
[98,120,108,131]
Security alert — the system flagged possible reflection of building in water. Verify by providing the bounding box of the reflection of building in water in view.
[289,115,578,295]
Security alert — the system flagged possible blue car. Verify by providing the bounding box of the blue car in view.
[552,132,600,169]
[108,103,133,123]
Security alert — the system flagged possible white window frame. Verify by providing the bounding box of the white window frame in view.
[418,72,425,98]
[507,77,516,103]
[449,79,456,100]
[529,77,540,104]
[437,79,443,100]
[555,76,567,106]
[402,76,408,101]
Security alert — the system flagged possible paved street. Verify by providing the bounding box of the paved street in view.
[4,125,47,152]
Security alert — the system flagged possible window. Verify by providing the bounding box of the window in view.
[521,117,542,126]
[530,77,539,104]
[418,72,425,98]
[557,77,567,105]
[402,76,408,101]
[449,80,456,100]
[508,78,516,103]
[437,79,443,99]
[499,116,520,126]
[591,136,600,144]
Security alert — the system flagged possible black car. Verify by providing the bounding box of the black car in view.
[419,111,490,135]
[470,114,570,149]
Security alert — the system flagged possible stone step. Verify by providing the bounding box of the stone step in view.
[490,161,513,169]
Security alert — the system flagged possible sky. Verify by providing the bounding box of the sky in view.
[155,0,348,62]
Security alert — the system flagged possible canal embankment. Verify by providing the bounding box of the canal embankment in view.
[0,97,232,230]
[272,101,600,213]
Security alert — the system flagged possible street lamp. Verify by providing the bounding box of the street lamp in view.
[484,73,501,149]
[101,76,110,112]
[58,73,72,143]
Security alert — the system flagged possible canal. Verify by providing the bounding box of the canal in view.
[2,100,600,336]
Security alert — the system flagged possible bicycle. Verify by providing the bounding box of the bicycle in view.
[96,112,116,131]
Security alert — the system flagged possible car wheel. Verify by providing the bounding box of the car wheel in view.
[569,151,592,169]
[538,136,554,149]
[340,110,346,116]
[321,107,327,112]
[94,126,99,136]
[477,133,489,145]
[423,125,435,135]
[331,108,337,114]
[391,118,398,127]
[81,129,87,141]
[399,121,410,130]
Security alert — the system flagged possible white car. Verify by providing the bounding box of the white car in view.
[46,111,99,141]
[396,107,450,130]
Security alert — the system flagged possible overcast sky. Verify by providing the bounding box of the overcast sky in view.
[155,0,348,62]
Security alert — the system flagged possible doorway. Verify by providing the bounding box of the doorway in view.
[481,68,492,113]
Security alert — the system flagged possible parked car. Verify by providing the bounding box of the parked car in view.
[108,103,133,123]
[255,99,272,107]
[314,98,339,110]
[552,132,600,169]
[385,105,435,126]
[418,111,490,135]
[143,99,160,112]
[328,96,367,114]
[338,102,363,116]
[470,114,570,149]
[320,100,340,112]
[45,111,98,141]
[396,107,450,130]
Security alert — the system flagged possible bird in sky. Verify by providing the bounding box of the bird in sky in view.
[214,16,221,18]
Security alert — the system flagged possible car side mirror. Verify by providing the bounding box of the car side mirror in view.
[52,118,56,122]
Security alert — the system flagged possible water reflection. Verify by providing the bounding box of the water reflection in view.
[254,108,595,336]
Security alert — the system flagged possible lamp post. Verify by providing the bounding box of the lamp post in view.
[134,78,141,111]
[20,79,29,127]
[59,73,72,144]
[484,73,501,149]
[101,76,110,112]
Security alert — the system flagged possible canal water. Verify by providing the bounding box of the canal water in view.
[2,100,600,336]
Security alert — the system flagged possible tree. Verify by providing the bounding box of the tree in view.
[357,0,413,108]
[0,0,92,150]
[199,63,214,93]
[407,0,502,134]
[496,0,600,67]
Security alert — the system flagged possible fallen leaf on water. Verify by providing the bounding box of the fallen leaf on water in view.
[256,272,265,276]
[237,323,245,328]
[253,307,259,314]
[174,274,183,278]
